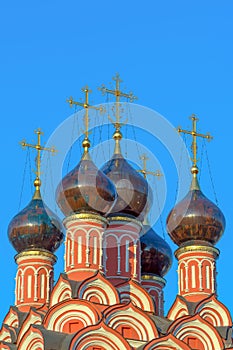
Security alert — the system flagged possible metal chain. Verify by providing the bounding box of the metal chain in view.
[48,152,58,213]
[42,152,50,197]
[18,147,30,211]
[175,133,187,203]
[127,102,141,160]
[153,176,166,240]
[66,106,78,173]
[28,148,33,196]
[204,139,219,205]
[198,138,205,183]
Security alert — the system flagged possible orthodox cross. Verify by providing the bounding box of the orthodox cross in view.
[138,154,163,179]
[177,114,213,167]
[20,128,56,185]
[67,86,103,140]
[98,73,137,129]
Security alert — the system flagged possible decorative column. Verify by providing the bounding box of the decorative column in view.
[105,216,142,286]
[175,244,219,302]
[15,250,56,312]
[63,213,108,281]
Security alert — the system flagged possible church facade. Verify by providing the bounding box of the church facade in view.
[0,77,232,349]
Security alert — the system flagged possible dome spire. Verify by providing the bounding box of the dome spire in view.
[20,128,57,199]
[177,114,213,188]
[98,73,137,154]
[67,86,103,159]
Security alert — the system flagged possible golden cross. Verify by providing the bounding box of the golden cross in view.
[137,154,163,179]
[20,128,56,187]
[177,114,213,167]
[67,86,103,140]
[98,73,137,128]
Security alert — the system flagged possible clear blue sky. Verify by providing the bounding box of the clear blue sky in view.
[0,1,233,323]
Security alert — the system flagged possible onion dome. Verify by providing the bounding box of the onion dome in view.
[141,224,172,277]
[8,178,64,254]
[56,138,117,217]
[101,129,152,219]
[166,166,225,246]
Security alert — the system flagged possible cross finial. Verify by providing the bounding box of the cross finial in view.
[98,74,137,154]
[20,128,57,196]
[138,154,163,180]
[98,73,137,128]
[177,114,213,174]
[67,86,103,155]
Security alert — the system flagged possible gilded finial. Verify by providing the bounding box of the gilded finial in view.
[137,154,163,225]
[20,128,57,199]
[98,73,137,154]
[67,86,103,158]
[177,114,213,189]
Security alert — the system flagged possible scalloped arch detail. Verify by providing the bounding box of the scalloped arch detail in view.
[195,295,232,327]
[144,334,191,350]
[169,314,224,350]
[18,325,44,350]
[78,272,120,305]
[70,321,131,350]
[104,302,158,341]
[50,275,72,307]
[43,299,101,334]
[167,296,189,320]
[117,280,155,312]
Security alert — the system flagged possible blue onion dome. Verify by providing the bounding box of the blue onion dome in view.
[56,138,117,217]
[141,223,173,277]
[8,178,64,254]
[101,129,152,219]
[166,166,225,246]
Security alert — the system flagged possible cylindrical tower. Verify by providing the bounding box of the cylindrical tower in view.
[8,178,64,312]
[167,167,225,302]
[101,128,150,285]
[56,123,117,281]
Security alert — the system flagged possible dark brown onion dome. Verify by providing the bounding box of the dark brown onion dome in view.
[140,225,172,277]
[166,171,225,246]
[8,184,64,254]
[56,140,117,217]
[101,153,152,219]
[101,131,152,219]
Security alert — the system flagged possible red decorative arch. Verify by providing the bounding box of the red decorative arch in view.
[169,314,224,350]
[116,279,155,312]
[3,307,22,328]
[43,299,101,334]
[144,334,191,350]
[50,274,72,307]
[17,308,43,344]
[18,325,44,350]
[0,324,17,344]
[69,321,131,350]
[167,295,189,320]
[104,302,158,341]
[195,294,232,327]
[78,272,120,305]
